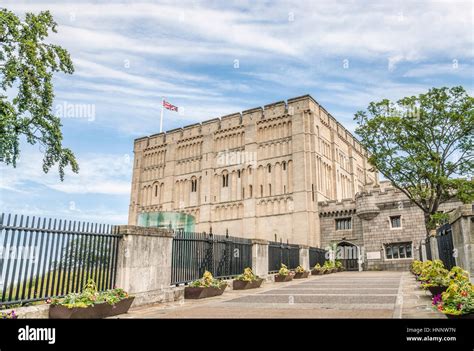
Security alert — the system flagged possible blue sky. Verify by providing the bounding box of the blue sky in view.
[1,0,473,224]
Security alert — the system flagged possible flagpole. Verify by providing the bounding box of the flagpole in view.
[160,97,164,133]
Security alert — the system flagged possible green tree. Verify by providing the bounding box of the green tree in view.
[354,86,473,233]
[0,9,78,180]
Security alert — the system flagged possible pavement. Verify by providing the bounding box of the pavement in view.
[113,271,444,319]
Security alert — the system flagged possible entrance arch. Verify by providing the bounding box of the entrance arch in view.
[336,241,360,271]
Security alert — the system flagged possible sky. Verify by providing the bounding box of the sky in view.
[1,0,473,224]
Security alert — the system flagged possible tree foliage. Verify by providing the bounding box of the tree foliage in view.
[354,86,473,231]
[0,9,78,180]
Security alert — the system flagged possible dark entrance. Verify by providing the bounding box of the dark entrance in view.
[436,223,456,270]
[336,241,359,271]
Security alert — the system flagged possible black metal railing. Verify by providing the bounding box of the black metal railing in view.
[436,224,456,270]
[0,213,120,306]
[309,247,327,268]
[171,230,252,285]
[268,241,300,272]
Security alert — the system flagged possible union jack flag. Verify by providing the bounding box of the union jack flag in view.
[163,100,178,112]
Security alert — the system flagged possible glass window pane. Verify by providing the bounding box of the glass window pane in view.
[392,246,399,259]
[386,246,392,259]
[399,245,406,258]
[406,244,412,258]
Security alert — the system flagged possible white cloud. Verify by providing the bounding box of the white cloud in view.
[0,148,132,196]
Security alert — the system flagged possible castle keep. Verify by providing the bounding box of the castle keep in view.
[128,95,377,248]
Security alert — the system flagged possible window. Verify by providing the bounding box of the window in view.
[260,185,263,197]
[282,162,287,171]
[268,184,272,196]
[335,218,352,230]
[242,188,245,198]
[237,170,241,178]
[155,185,158,197]
[249,185,253,197]
[222,174,229,187]
[283,185,286,194]
[385,242,412,259]
[390,215,401,228]
[268,164,271,173]
[191,179,197,192]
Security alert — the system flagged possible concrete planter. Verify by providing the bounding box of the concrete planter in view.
[233,278,263,290]
[49,297,135,319]
[274,274,293,282]
[294,271,310,279]
[427,286,448,297]
[311,270,323,275]
[184,285,226,299]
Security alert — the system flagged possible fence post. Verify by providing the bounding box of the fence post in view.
[251,239,269,278]
[115,225,176,307]
[299,245,310,270]
[429,235,439,260]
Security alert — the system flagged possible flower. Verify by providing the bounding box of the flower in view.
[432,294,442,306]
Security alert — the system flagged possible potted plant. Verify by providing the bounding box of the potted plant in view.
[0,310,18,319]
[274,264,294,282]
[311,263,323,275]
[233,267,264,290]
[293,265,310,279]
[410,260,423,276]
[322,260,336,274]
[185,271,227,299]
[419,260,449,296]
[49,279,134,319]
[432,279,474,319]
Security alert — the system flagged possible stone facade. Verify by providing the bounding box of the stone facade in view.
[319,181,462,271]
[128,95,378,246]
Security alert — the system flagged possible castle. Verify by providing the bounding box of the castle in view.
[128,94,464,271]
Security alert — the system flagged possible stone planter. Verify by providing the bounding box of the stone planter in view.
[49,297,135,319]
[274,274,293,282]
[444,312,474,319]
[311,270,322,275]
[330,268,338,273]
[233,278,263,290]
[322,270,330,274]
[184,285,227,299]
[294,271,310,279]
[427,286,448,297]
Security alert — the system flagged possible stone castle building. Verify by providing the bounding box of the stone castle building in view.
[128,94,468,271]
[128,95,378,248]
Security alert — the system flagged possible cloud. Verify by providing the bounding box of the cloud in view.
[0,148,132,196]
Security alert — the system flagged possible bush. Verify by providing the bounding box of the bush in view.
[433,279,474,316]
[295,265,306,273]
[50,279,131,309]
[235,268,259,282]
[189,271,227,288]
[278,264,290,276]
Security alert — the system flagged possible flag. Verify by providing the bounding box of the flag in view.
[163,100,178,112]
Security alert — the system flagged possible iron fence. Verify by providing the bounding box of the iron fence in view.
[436,224,456,270]
[0,213,120,306]
[171,230,252,285]
[309,247,327,268]
[268,241,300,272]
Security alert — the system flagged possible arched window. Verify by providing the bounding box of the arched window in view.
[249,185,253,197]
[155,185,158,197]
[267,164,271,173]
[282,161,287,171]
[260,185,263,197]
[269,184,272,196]
[222,173,229,187]
[191,179,197,192]
[237,170,241,178]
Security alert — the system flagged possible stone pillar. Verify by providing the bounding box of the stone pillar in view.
[299,245,310,270]
[251,239,269,278]
[429,235,439,260]
[115,225,178,307]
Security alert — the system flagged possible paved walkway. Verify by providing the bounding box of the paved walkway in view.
[115,271,444,319]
